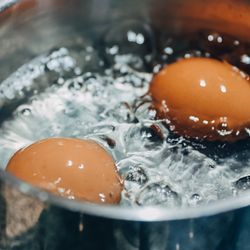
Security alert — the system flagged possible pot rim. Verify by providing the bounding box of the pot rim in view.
[1,0,250,222]
[0,0,19,11]
[1,169,250,222]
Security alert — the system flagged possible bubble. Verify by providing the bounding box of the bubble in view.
[136,182,181,207]
[140,124,164,145]
[72,45,105,73]
[17,106,32,116]
[189,193,202,206]
[67,79,84,91]
[235,176,250,191]
[57,77,65,85]
[125,123,166,154]
[102,20,155,70]
[111,60,152,89]
[125,165,148,186]
[63,104,79,118]
[46,47,76,72]
[49,124,63,136]
[103,102,135,123]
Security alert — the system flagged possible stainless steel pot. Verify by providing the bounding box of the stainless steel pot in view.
[0,0,250,249]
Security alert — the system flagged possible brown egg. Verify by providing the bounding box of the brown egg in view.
[6,138,123,204]
[149,57,250,141]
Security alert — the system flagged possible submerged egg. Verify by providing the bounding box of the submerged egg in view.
[149,57,250,141]
[6,138,123,204]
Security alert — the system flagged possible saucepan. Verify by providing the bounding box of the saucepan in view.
[0,0,250,249]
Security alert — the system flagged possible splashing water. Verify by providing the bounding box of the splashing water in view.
[0,23,250,208]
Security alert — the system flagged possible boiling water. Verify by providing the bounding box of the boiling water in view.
[0,22,250,208]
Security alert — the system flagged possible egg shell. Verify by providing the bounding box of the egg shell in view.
[6,138,123,204]
[149,57,250,141]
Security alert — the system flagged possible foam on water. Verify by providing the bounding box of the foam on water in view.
[0,28,250,208]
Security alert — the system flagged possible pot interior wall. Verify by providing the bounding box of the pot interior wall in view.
[0,0,249,82]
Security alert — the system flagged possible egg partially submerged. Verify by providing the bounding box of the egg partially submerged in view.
[149,57,250,141]
[6,138,123,204]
